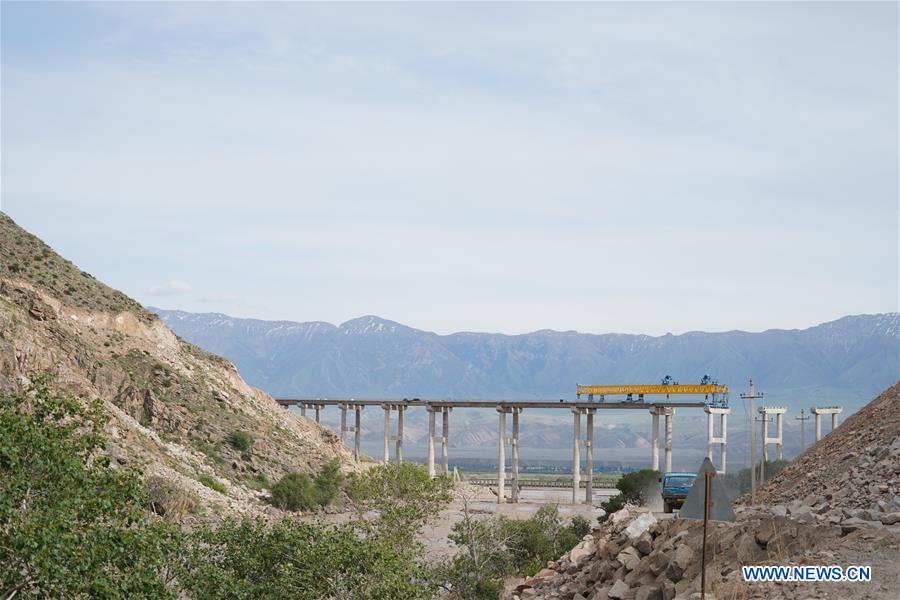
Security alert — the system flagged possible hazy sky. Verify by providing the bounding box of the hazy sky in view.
[2,2,897,335]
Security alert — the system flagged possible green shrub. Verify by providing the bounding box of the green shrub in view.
[178,519,434,600]
[313,458,343,507]
[228,430,253,452]
[270,472,316,511]
[599,469,660,522]
[198,474,227,494]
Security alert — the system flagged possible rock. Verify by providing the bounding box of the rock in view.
[635,586,663,600]
[879,512,900,525]
[570,540,595,564]
[770,505,788,517]
[625,512,657,539]
[841,516,869,533]
[608,580,629,599]
[666,544,693,581]
[616,547,641,571]
[634,533,653,556]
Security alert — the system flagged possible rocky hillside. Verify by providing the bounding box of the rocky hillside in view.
[753,381,900,521]
[0,212,356,519]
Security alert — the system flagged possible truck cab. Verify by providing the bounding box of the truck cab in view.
[661,472,696,513]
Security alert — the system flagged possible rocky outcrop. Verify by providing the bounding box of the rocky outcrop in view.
[0,214,360,521]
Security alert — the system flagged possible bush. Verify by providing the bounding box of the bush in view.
[0,378,181,598]
[270,472,316,511]
[198,474,227,494]
[146,475,197,519]
[599,469,659,522]
[178,519,434,600]
[313,458,343,507]
[229,430,253,452]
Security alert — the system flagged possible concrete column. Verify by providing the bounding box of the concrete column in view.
[831,413,838,431]
[498,408,506,504]
[427,407,436,478]
[314,405,321,424]
[441,407,450,475]
[664,409,673,474]
[340,405,348,444]
[511,408,520,504]
[354,406,362,461]
[585,410,594,505]
[761,411,768,463]
[706,411,714,461]
[651,410,659,471]
[572,409,581,504]
[815,413,822,442]
[382,404,391,464]
[300,404,307,418]
[776,413,783,461]
[720,412,728,473]
[396,406,404,464]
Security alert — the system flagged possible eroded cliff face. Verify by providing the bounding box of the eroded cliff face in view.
[0,213,357,520]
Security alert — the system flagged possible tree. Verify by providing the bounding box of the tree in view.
[0,379,180,599]
[347,463,452,548]
[313,458,343,507]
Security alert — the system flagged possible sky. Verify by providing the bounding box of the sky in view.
[1,1,898,336]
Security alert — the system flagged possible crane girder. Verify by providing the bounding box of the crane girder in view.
[576,384,729,396]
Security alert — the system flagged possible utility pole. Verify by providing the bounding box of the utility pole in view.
[740,378,764,504]
[795,409,810,453]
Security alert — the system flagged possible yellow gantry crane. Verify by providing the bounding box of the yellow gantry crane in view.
[576,375,729,406]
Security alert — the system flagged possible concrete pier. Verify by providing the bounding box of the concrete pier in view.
[650,410,660,471]
[664,408,674,473]
[758,406,786,480]
[426,407,437,478]
[585,409,595,505]
[571,409,581,504]
[441,407,451,475]
[380,404,406,464]
[314,405,321,424]
[811,406,843,442]
[339,404,348,444]
[396,406,405,463]
[511,407,521,503]
[383,404,391,464]
[497,408,507,503]
[353,406,362,461]
[704,406,730,474]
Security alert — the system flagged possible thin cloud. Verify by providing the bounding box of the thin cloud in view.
[148,280,192,296]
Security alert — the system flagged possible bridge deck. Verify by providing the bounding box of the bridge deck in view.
[275,398,707,409]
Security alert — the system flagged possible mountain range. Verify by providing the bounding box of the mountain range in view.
[150,308,898,465]
[151,309,898,406]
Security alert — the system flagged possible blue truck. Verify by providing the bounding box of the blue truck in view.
[661,472,696,513]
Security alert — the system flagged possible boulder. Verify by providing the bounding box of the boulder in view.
[879,512,900,525]
[625,513,658,539]
[617,547,641,571]
[608,580,629,599]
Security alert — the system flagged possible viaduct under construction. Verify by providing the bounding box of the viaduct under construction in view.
[278,378,733,504]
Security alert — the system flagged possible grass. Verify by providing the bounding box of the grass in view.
[198,474,227,494]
